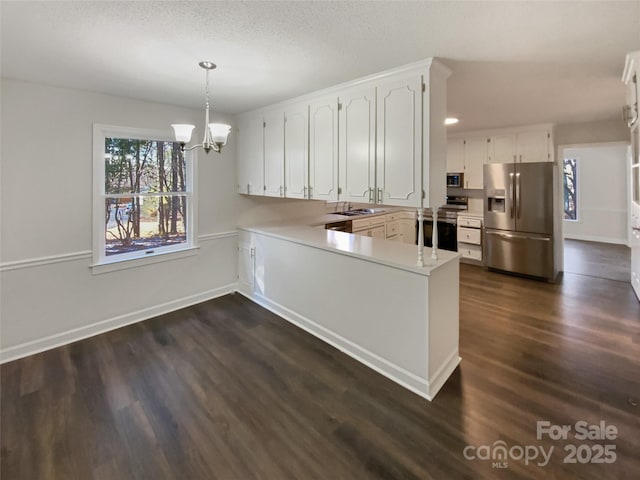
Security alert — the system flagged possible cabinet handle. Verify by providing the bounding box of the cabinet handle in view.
[309,186,313,198]
[279,186,284,197]
[377,188,383,204]
[303,186,307,198]
[519,155,522,163]
[368,187,374,203]
[247,183,251,194]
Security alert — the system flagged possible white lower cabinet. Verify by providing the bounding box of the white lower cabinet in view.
[352,215,387,238]
[457,214,483,262]
[351,211,416,243]
[371,225,386,238]
[459,244,482,261]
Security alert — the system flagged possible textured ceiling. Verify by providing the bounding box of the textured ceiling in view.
[2,1,639,132]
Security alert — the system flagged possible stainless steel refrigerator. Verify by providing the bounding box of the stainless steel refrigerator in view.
[483,162,558,281]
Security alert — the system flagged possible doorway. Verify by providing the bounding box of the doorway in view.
[558,142,631,281]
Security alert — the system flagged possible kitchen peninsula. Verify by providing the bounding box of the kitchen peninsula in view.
[235,57,458,400]
[237,220,460,400]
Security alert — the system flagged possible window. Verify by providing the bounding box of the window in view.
[563,157,578,221]
[93,125,196,272]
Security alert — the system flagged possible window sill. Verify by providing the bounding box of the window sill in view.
[90,246,200,275]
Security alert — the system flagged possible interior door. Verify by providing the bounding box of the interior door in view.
[514,162,554,235]
[483,163,515,231]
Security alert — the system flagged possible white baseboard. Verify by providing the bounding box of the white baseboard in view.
[564,233,628,245]
[236,288,458,401]
[0,284,236,364]
[428,350,461,398]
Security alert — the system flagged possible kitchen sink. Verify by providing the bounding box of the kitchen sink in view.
[336,208,384,216]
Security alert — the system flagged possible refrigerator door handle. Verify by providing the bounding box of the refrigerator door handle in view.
[515,172,521,219]
[509,172,515,218]
[486,231,551,241]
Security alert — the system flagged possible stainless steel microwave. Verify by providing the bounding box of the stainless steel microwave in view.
[447,173,464,188]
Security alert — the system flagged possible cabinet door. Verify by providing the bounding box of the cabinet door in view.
[284,104,308,199]
[488,134,516,164]
[309,96,339,201]
[339,85,376,203]
[400,219,416,244]
[464,137,487,189]
[370,225,386,238]
[517,130,550,163]
[376,74,422,207]
[264,110,285,197]
[447,138,465,172]
[238,242,254,291]
[237,114,264,195]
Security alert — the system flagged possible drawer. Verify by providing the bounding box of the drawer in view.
[352,228,369,236]
[458,243,482,260]
[352,218,371,230]
[370,215,386,226]
[458,216,482,228]
[386,220,399,237]
[458,226,481,245]
[399,211,416,220]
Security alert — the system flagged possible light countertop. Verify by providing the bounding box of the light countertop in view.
[458,210,483,219]
[240,223,460,277]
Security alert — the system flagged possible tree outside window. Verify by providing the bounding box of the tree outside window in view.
[104,137,187,256]
[93,125,195,272]
[563,158,578,221]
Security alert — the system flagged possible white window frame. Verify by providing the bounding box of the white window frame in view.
[563,156,580,223]
[91,124,198,274]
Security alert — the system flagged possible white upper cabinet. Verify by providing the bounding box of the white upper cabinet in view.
[446,138,464,172]
[237,114,264,195]
[488,134,516,164]
[309,96,339,201]
[235,59,451,208]
[339,84,376,203]
[263,109,285,197]
[463,137,487,189]
[517,130,550,163]
[488,130,550,164]
[376,74,423,207]
[446,136,487,189]
[284,104,309,199]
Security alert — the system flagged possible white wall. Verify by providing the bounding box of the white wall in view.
[0,79,239,361]
[562,143,629,244]
[555,119,628,146]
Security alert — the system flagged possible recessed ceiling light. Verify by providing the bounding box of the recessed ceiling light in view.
[445,117,459,125]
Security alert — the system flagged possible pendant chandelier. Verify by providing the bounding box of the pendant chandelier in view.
[171,61,231,154]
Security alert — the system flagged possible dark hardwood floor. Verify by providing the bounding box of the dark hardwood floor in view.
[564,239,631,282]
[2,263,639,479]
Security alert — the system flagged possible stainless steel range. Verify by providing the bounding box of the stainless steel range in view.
[416,196,468,251]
